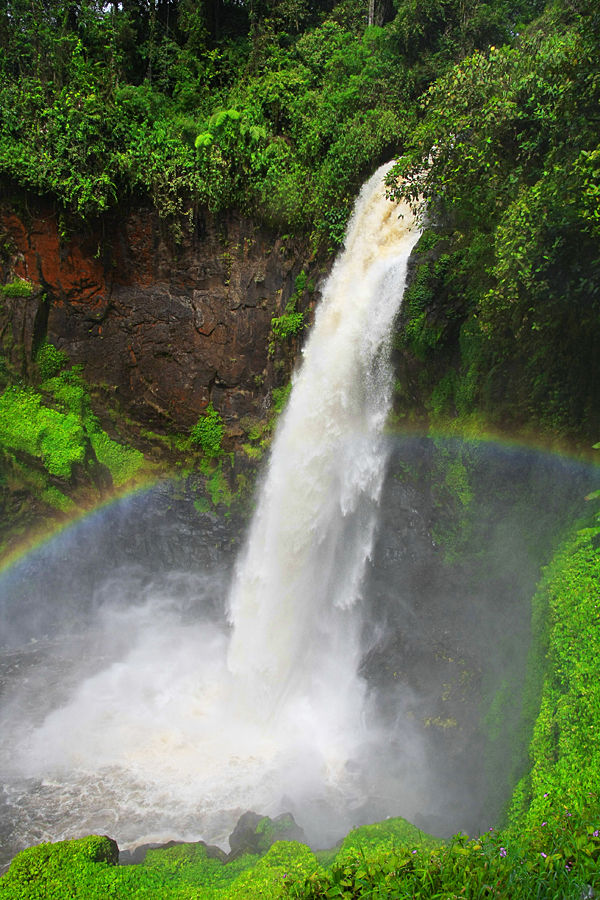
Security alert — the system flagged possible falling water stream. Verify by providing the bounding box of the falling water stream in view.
[228,162,420,714]
[0,165,422,860]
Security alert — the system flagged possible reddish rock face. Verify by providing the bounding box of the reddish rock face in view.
[1,202,318,430]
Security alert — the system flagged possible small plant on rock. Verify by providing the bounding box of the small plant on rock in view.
[190,402,225,459]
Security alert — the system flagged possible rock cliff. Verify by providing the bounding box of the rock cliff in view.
[0,200,319,433]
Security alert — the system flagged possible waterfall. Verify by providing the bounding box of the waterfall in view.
[228,163,420,709]
[0,163,421,856]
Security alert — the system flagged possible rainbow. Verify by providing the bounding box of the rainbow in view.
[0,474,161,578]
[0,427,598,582]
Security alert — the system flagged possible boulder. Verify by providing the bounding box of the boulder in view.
[119,838,227,866]
[227,810,307,860]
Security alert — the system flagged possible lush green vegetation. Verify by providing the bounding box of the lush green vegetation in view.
[2,0,600,895]
[510,521,600,829]
[4,802,600,897]
[0,0,543,241]
[242,382,292,460]
[191,402,226,459]
[0,347,144,525]
[0,277,35,298]
[270,270,312,353]
[389,0,600,441]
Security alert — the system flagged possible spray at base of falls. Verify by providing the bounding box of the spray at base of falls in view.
[0,164,422,854]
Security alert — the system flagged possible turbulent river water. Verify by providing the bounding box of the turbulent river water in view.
[0,166,595,868]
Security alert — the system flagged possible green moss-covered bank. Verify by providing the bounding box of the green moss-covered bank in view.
[0,346,269,564]
[3,808,600,898]
[510,522,600,829]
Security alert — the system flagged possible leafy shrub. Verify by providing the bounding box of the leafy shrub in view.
[190,402,225,458]
[271,309,304,342]
[36,342,69,381]
[0,835,119,899]
[0,278,34,297]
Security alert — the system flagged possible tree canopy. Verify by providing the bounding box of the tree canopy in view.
[0,0,545,238]
[387,0,600,440]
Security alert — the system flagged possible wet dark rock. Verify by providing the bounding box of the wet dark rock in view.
[1,200,322,433]
[118,811,306,866]
[227,811,307,860]
[119,839,226,866]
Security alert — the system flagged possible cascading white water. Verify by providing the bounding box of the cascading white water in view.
[227,161,420,711]
[0,163,421,856]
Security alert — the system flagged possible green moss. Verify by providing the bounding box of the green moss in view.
[430,439,475,561]
[0,385,86,478]
[36,343,69,381]
[205,462,233,507]
[510,525,600,828]
[41,485,76,511]
[0,278,34,297]
[239,384,292,462]
[242,441,264,460]
[43,368,144,485]
[194,496,211,515]
[42,367,91,417]
[88,429,144,486]
[0,366,145,507]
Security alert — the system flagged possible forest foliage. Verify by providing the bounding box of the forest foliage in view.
[388,0,600,440]
[0,0,544,241]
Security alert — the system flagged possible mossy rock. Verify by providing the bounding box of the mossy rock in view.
[335,816,438,858]
[0,835,119,898]
[228,811,307,859]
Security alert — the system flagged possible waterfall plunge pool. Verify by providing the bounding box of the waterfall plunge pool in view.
[0,437,595,868]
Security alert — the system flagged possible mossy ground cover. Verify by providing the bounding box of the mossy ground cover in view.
[0,347,148,562]
[510,522,600,829]
[0,367,144,492]
[4,809,600,898]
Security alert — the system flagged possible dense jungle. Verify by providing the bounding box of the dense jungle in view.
[1,0,600,896]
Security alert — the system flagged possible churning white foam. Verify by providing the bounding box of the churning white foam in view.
[1,164,421,852]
